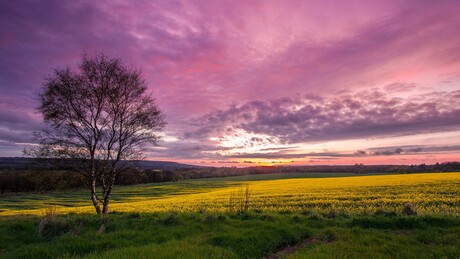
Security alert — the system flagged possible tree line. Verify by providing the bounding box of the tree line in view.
[2,162,459,194]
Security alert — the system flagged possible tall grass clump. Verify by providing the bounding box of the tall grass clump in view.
[402,203,417,216]
[228,185,252,213]
[37,206,71,239]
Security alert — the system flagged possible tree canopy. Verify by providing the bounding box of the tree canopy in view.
[31,53,166,214]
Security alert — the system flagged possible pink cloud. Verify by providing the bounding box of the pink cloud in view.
[1,0,460,164]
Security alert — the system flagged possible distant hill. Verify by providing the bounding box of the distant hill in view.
[0,157,201,170]
[123,160,202,170]
[0,157,31,169]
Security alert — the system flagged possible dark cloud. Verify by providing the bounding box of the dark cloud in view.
[243,160,255,164]
[216,144,460,160]
[364,145,460,156]
[0,109,42,131]
[144,141,232,160]
[372,148,404,156]
[228,151,352,159]
[214,160,239,164]
[186,89,460,144]
[0,109,44,148]
[355,150,367,156]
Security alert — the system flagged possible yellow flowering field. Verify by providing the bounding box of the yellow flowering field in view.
[1,172,459,216]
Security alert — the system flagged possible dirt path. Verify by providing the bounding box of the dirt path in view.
[264,237,318,259]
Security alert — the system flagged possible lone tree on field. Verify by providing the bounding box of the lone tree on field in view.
[31,53,165,214]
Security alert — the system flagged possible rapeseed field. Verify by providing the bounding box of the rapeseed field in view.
[2,172,458,216]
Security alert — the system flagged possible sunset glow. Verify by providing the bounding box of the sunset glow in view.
[1,0,460,166]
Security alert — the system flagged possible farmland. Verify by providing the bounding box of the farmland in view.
[0,172,459,258]
[2,172,459,216]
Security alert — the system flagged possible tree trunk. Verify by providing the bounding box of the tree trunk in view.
[90,178,101,214]
[101,185,112,214]
[101,171,117,214]
[102,198,109,214]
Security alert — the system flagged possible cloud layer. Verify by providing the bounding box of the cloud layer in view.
[187,89,460,144]
[1,0,460,164]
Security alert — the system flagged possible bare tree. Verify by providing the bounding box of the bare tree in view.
[29,53,165,214]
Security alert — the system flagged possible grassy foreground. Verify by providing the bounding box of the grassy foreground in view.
[0,211,459,258]
[0,172,459,258]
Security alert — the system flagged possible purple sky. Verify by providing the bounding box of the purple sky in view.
[1,0,460,166]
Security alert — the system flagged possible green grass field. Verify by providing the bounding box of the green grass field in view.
[0,172,459,258]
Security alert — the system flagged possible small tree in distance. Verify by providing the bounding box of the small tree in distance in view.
[29,53,166,214]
